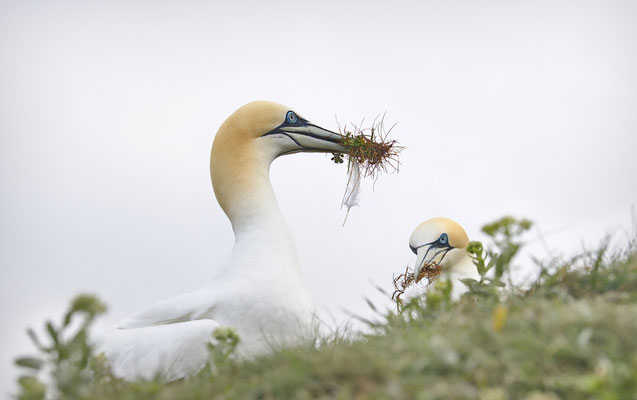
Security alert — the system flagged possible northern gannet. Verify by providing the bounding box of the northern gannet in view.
[409,217,480,300]
[95,101,347,381]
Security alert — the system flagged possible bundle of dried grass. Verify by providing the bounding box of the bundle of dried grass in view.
[332,114,403,179]
[392,262,442,307]
[332,114,404,224]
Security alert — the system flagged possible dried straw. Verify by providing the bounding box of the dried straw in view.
[392,262,442,308]
[333,113,404,180]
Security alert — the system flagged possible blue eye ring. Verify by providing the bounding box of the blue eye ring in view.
[439,233,448,245]
[286,111,298,124]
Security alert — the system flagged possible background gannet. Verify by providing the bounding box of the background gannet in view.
[95,101,347,381]
[409,217,480,300]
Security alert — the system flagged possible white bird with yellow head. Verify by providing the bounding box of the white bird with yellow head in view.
[95,101,348,381]
[408,217,480,299]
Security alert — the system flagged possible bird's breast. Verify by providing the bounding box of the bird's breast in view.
[210,274,316,356]
[208,214,317,355]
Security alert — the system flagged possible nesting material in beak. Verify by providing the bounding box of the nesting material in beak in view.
[392,262,442,308]
[333,114,403,179]
[334,114,404,223]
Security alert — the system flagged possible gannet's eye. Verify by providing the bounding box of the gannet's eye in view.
[439,234,448,245]
[286,111,298,124]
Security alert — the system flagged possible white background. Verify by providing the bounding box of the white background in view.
[2,0,636,394]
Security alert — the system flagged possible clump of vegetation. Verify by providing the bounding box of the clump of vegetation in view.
[333,114,404,179]
[15,294,107,400]
[391,262,442,309]
[463,216,533,290]
[14,215,637,399]
[332,114,404,223]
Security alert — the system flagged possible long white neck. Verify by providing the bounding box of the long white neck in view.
[210,141,299,274]
[229,160,295,252]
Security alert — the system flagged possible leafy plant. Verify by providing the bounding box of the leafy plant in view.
[463,216,533,294]
[202,327,240,377]
[15,294,107,400]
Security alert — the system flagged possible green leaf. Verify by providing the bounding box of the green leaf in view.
[459,278,478,288]
[466,241,484,255]
[17,376,46,399]
[45,321,58,346]
[67,329,88,359]
[69,294,107,316]
[15,357,44,370]
[26,328,46,352]
[486,258,496,271]
[495,258,505,279]
[63,311,73,327]
[364,297,378,312]
[477,260,486,276]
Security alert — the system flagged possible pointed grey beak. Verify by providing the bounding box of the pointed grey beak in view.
[414,244,452,278]
[265,123,348,155]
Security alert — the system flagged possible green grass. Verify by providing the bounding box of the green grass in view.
[15,217,637,399]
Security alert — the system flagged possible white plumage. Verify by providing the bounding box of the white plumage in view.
[342,159,361,211]
[409,217,480,300]
[95,101,347,380]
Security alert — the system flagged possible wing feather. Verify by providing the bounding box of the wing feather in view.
[112,290,214,329]
[95,319,220,381]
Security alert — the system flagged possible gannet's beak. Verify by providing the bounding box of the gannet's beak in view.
[413,243,453,278]
[264,122,347,155]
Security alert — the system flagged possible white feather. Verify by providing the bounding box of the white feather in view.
[94,320,220,381]
[342,159,361,217]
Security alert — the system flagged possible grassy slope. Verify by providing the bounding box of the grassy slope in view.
[16,241,637,399]
[89,252,637,399]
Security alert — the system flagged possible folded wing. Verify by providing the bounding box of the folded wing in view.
[95,290,220,381]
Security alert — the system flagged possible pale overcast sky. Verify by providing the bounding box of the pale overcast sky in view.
[1,0,636,394]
